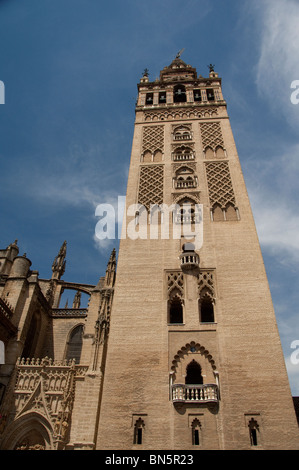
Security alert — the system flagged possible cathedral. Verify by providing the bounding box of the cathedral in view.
[0,56,298,450]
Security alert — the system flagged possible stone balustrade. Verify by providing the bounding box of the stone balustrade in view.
[171,383,218,404]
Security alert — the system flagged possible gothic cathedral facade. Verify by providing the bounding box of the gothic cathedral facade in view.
[0,57,298,450]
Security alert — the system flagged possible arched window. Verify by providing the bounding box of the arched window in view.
[191,419,202,446]
[65,325,84,364]
[14,429,47,451]
[215,145,225,158]
[200,297,214,323]
[134,418,145,445]
[22,312,41,359]
[145,93,153,105]
[159,91,166,104]
[206,88,215,101]
[173,84,186,103]
[143,150,152,163]
[212,203,224,222]
[169,295,183,324]
[205,146,214,159]
[173,146,194,161]
[225,203,238,221]
[193,89,202,102]
[185,360,203,385]
[175,167,196,189]
[153,149,162,162]
[248,418,260,446]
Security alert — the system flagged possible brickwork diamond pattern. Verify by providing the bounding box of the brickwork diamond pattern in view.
[200,122,224,150]
[138,165,164,210]
[142,125,164,153]
[205,161,236,208]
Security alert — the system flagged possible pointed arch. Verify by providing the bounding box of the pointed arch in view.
[215,145,225,158]
[212,203,224,222]
[22,311,41,359]
[225,202,238,221]
[153,149,162,162]
[168,292,183,324]
[143,150,152,163]
[64,324,84,364]
[199,295,215,323]
[0,412,54,450]
[205,146,214,159]
[185,360,203,385]
[171,341,217,376]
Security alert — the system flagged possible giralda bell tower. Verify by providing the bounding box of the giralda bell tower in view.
[96,55,299,450]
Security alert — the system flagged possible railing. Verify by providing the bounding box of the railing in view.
[180,252,199,269]
[172,384,218,404]
[175,214,200,224]
[51,308,88,317]
[174,134,192,141]
[175,180,196,189]
[173,154,195,161]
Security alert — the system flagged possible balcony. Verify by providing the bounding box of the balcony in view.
[175,179,197,190]
[173,153,195,162]
[174,134,192,141]
[179,250,199,270]
[171,383,218,404]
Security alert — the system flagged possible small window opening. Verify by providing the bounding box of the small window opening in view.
[207,89,215,101]
[193,89,202,102]
[200,297,214,323]
[137,428,142,444]
[173,84,186,103]
[248,418,259,446]
[159,92,166,104]
[250,428,257,446]
[169,297,183,324]
[191,419,202,446]
[194,429,200,446]
[185,360,203,385]
[146,93,153,105]
[134,418,145,445]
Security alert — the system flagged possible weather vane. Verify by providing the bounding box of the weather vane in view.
[175,48,185,59]
[208,63,215,72]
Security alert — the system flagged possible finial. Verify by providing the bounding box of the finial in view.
[208,64,215,73]
[51,240,67,280]
[143,68,149,77]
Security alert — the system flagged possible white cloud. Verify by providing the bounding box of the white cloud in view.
[254,0,299,128]
[250,195,299,264]
[246,141,299,265]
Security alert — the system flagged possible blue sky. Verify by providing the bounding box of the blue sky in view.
[0,0,299,394]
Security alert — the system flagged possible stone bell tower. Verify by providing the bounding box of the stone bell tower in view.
[96,55,299,450]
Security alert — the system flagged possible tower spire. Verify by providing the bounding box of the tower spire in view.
[51,240,67,280]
